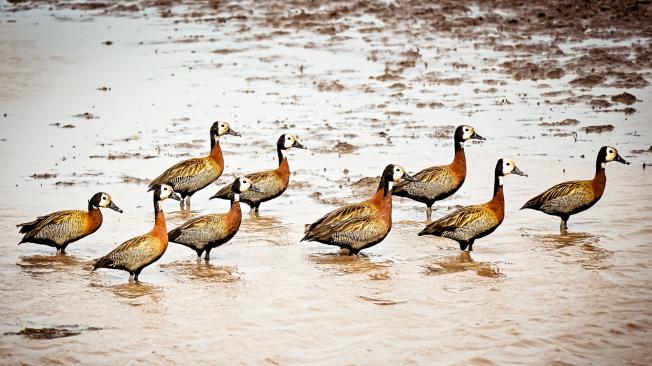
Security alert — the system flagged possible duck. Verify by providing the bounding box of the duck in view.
[17,192,123,254]
[168,177,261,261]
[393,125,485,219]
[210,134,306,212]
[92,184,180,281]
[521,146,629,233]
[148,121,239,209]
[301,164,414,255]
[418,159,527,251]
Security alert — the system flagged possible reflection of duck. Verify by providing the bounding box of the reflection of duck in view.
[522,146,629,233]
[302,165,414,255]
[159,261,241,283]
[393,125,484,219]
[149,121,239,209]
[306,253,392,275]
[17,254,92,277]
[92,184,180,281]
[423,252,500,278]
[419,159,527,251]
[168,177,260,261]
[211,134,306,212]
[17,192,122,254]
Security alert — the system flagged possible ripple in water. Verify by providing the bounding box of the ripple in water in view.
[422,252,502,278]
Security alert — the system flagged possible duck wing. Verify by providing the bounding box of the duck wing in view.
[148,157,209,191]
[18,210,86,244]
[522,180,592,214]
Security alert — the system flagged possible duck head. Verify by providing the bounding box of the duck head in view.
[232,176,261,194]
[277,134,306,150]
[90,192,123,213]
[455,125,485,143]
[599,146,629,168]
[211,121,240,140]
[154,184,181,202]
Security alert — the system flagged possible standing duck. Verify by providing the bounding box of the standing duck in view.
[211,134,306,212]
[168,177,260,261]
[92,184,180,281]
[521,146,629,233]
[17,192,122,254]
[148,121,239,209]
[393,125,485,219]
[419,159,527,251]
[301,165,414,255]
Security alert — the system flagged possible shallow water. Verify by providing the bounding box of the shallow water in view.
[1,1,651,365]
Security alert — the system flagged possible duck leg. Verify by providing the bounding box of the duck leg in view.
[458,241,469,251]
[185,195,191,208]
[560,215,569,234]
[425,204,433,221]
[204,248,211,261]
[467,240,475,252]
[134,270,141,282]
[195,249,203,258]
[128,272,134,281]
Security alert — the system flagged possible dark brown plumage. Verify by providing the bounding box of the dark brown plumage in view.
[211,134,305,212]
[168,177,260,261]
[302,165,414,255]
[419,159,527,251]
[521,146,629,233]
[93,184,180,281]
[393,125,484,219]
[149,121,239,209]
[17,192,122,253]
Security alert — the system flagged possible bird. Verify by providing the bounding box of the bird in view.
[92,184,180,281]
[211,134,306,213]
[419,159,527,251]
[17,192,122,254]
[148,121,239,209]
[521,146,629,233]
[301,164,414,255]
[393,125,485,219]
[168,177,261,261]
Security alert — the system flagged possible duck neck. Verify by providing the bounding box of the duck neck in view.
[88,200,99,212]
[277,146,286,166]
[375,175,394,199]
[230,194,242,212]
[493,174,504,200]
[153,198,166,229]
[209,133,224,165]
[451,139,467,177]
[593,157,607,198]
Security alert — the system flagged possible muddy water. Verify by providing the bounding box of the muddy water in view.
[1,1,651,365]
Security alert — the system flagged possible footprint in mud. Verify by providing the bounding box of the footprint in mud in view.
[4,325,102,339]
[422,252,502,278]
[306,252,393,279]
[17,254,93,278]
[523,230,612,269]
[159,261,241,283]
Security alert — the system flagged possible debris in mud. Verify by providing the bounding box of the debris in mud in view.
[317,80,344,92]
[590,99,612,109]
[500,60,565,81]
[49,122,75,128]
[102,40,113,46]
[89,152,157,160]
[611,92,636,105]
[539,119,580,127]
[96,86,111,91]
[570,74,605,88]
[373,72,402,82]
[74,112,98,120]
[631,146,652,154]
[31,173,57,179]
[5,326,101,339]
[583,125,615,134]
[333,142,358,154]
[121,175,150,185]
[55,181,75,186]
[358,296,406,306]
[212,48,241,54]
[352,176,379,189]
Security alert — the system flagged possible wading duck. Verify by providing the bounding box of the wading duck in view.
[148,121,239,209]
[393,125,484,219]
[301,165,414,255]
[419,159,527,251]
[211,134,305,212]
[17,192,122,254]
[521,146,629,233]
[168,177,260,261]
[92,184,180,281]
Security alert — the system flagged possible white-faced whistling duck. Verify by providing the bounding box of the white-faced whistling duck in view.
[211,134,306,212]
[301,165,414,255]
[17,192,122,254]
[393,125,485,220]
[419,159,527,251]
[168,177,260,261]
[92,184,180,281]
[148,121,239,209]
[521,146,629,233]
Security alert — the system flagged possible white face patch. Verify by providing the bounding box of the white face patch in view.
[503,160,515,175]
[462,126,474,140]
[99,194,110,207]
[284,135,295,149]
[605,147,618,162]
[392,166,405,182]
[240,178,251,192]
[218,122,230,136]
[233,193,240,202]
[160,184,173,200]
